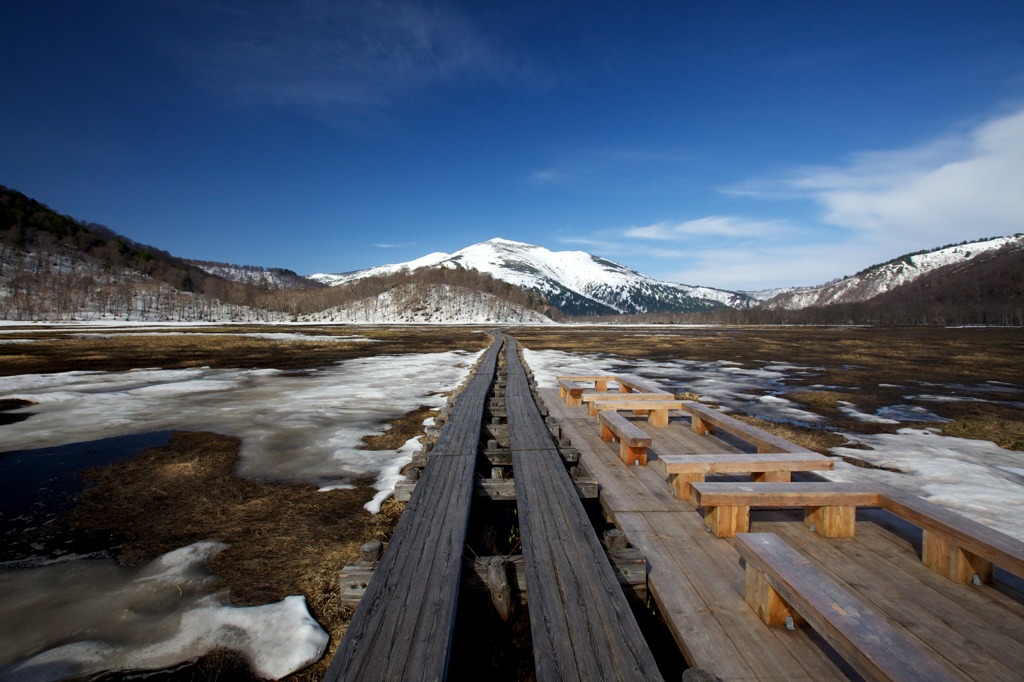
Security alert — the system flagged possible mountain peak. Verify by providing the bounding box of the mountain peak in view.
[310,238,753,315]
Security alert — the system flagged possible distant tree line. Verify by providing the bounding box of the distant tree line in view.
[0,186,557,321]
[3,184,1021,326]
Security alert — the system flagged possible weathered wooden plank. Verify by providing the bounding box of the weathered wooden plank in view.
[734,533,962,682]
[658,454,834,502]
[877,485,1024,582]
[505,336,662,682]
[324,336,503,681]
[769,514,1024,680]
[679,401,817,454]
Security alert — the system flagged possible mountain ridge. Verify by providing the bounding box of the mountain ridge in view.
[310,237,754,315]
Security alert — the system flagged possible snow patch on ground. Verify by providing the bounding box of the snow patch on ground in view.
[523,348,1024,541]
[0,542,327,681]
[823,429,1024,540]
[0,351,482,490]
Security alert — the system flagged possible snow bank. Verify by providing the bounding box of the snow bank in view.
[0,542,327,681]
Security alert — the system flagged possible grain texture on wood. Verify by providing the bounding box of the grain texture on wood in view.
[324,336,503,682]
[505,336,662,682]
[735,533,962,682]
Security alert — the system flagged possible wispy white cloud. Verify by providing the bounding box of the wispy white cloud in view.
[730,107,1024,250]
[625,215,794,240]
[175,1,525,113]
[607,107,1024,290]
[373,242,416,249]
[529,169,570,185]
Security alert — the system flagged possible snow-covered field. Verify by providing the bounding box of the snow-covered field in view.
[524,349,1024,542]
[0,346,482,679]
[2,335,1021,679]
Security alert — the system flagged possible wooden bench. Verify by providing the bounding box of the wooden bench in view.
[657,453,835,502]
[557,378,586,406]
[679,401,815,454]
[694,482,1024,585]
[598,411,653,466]
[587,398,685,426]
[734,533,959,682]
[557,374,614,392]
[615,374,668,395]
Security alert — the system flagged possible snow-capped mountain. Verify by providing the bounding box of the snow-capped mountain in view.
[310,238,754,315]
[760,235,1024,309]
[300,283,552,324]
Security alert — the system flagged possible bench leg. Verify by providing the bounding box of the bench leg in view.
[669,472,705,502]
[600,423,614,442]
[744,563,802,627]
[595,379,608,392]
[647,409,669,427]
[922,530,994,584]
[752,471,791,483]
[705,505,750,537]
[804,506,856,538]
[691,415,714,436]
[589,402,599,416]
[569,392,582,407]
[620,443,647,466]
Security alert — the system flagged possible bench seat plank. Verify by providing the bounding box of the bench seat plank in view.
[679,401,816,454]
[598,410,653,465]
[695,482,1024,585]
[587,399,685,425]
[658,454,835,501]
[735,533,961,682]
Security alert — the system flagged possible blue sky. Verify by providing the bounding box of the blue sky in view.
[2,1,1023,290]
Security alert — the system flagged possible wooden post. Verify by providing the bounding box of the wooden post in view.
[604,528,628,551]
[744,562,796,627]
[647,408,668,427]
[691,415,713,436]
[487,556,512,621]
[621,443,648,466]
[804,505,856,538]
[360,541,383,564]
[752,471,791,483]
[595,378,608,392]
[922,530,994,584]
[706,505,750,537]
[670,473,705,503]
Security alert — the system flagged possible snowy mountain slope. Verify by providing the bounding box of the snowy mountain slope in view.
[187,260,317,290]
[311,238,754,315]
[299,282,552,324]
[760,235,1024,309]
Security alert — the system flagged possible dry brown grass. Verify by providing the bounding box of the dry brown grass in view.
[9,323,1024,679]
[0,325,490,375]
[512,325,1024,449]
[67,416,425,680]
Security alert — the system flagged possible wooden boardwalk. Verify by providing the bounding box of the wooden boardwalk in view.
[324,335,504,681]
[503,335,662,681]
[539,384,1024,681]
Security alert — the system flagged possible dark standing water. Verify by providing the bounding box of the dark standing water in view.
[0,431,175,564]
